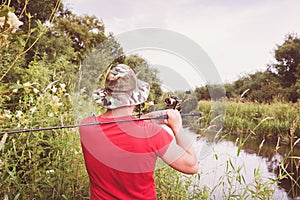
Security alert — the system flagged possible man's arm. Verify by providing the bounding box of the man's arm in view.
[161,109,199,174]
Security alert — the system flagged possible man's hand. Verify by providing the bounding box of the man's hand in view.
[164,109,182,135]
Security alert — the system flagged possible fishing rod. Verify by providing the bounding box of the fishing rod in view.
[0,112,202,135]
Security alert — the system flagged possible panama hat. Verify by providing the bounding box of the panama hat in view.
[92,64,150,109]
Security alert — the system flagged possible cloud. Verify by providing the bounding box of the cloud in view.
[160,0,300,81]
[66,0,300,82]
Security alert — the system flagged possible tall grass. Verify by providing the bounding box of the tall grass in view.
[1,83,299,199]
[155,163,207,199]
[195,98,299,199]
[0,81,90,199]
[0,130,89,199]
[197,100,300,139]
[276,117,300,198]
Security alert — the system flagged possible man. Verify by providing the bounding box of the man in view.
[79,64,198,199]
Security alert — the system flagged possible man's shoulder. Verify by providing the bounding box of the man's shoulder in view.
[80,116,96,124]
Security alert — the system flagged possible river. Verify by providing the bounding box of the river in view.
[194,134,300,199]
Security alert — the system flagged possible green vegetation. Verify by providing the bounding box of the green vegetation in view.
[1,0,300,199]
[0,80,89,199]
[194,34,300,103]
[197,100,300,139]
[155,159,277,200]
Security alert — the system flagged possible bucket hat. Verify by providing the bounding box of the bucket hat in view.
[93,64,150,109]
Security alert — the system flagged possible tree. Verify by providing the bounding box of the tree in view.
[194,86,210,101]
[10,0,63,31]
[0,1,116,113]
[53,13,107,61]
[230,71,283,102]
[269,33,300,87]
[268,33,300,101]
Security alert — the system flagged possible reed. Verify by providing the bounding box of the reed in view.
[1,86,299,199]
[0,129,90,199]
[197,100,300,139]
[275,117,300,198]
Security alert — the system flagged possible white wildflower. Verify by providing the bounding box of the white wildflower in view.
[46,169,54,174]
[48,112,54,117]
[148,101,154,106]
[51,86,57,93]
[43,20,52,28]
[29,96,34,103]
[52,95,59,102]
[4,110,12,119]
[30,106,37,114]
[51,95,62,107]
[23,82,31,87]
[80,87,86,93]
[33,88,39,94]
[59,83,66,91]
[0,12,23,33]
[12,88,18,93]
[5,113,12,119]
[16,110,23,118]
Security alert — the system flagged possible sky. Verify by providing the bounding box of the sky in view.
[64,0,300,88]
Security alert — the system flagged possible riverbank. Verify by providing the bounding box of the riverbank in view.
[1,99,299,199]
[197,100,300,139]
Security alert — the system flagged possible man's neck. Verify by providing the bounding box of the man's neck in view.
[102,106,135,118]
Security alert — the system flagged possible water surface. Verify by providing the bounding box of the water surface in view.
[194,135,300,199]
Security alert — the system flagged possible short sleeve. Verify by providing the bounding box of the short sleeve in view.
[147,124,174,157]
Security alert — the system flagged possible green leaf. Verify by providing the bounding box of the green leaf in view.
[13,193,20,200]
[26,12,32,19]
[0,6,10,17]
[18,38,26,47]
[214,153,218,160]
[9,7,15,13]
[35,20,45,31]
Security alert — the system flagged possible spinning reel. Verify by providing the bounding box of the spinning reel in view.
[165,95,182,111]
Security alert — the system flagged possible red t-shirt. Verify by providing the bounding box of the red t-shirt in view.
[79,115,173,200]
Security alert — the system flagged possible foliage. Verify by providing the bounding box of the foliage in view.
[232,71,283,102]
[1,0,300,199]
[194,85,210,101]
[216,159,276,199]
[0,81,89,199]
[265,33,300,102]
[193,34,300,103]
[0,1,167,199]
[197,100,300,138]
[53,12,107,61]
[155,163,207,199]
[10,0,64,31]
[269,33,300,87]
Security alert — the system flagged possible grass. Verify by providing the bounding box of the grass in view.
[197,100,300,139]
[0,129,90,199]
[0,81,90,199]
[194,98,300,199]
[1,85,299,199]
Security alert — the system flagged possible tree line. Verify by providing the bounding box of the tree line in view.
[0,0,163,116]
[1,1,299,198]
[1,0,300,117]
[194,34,300,103]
